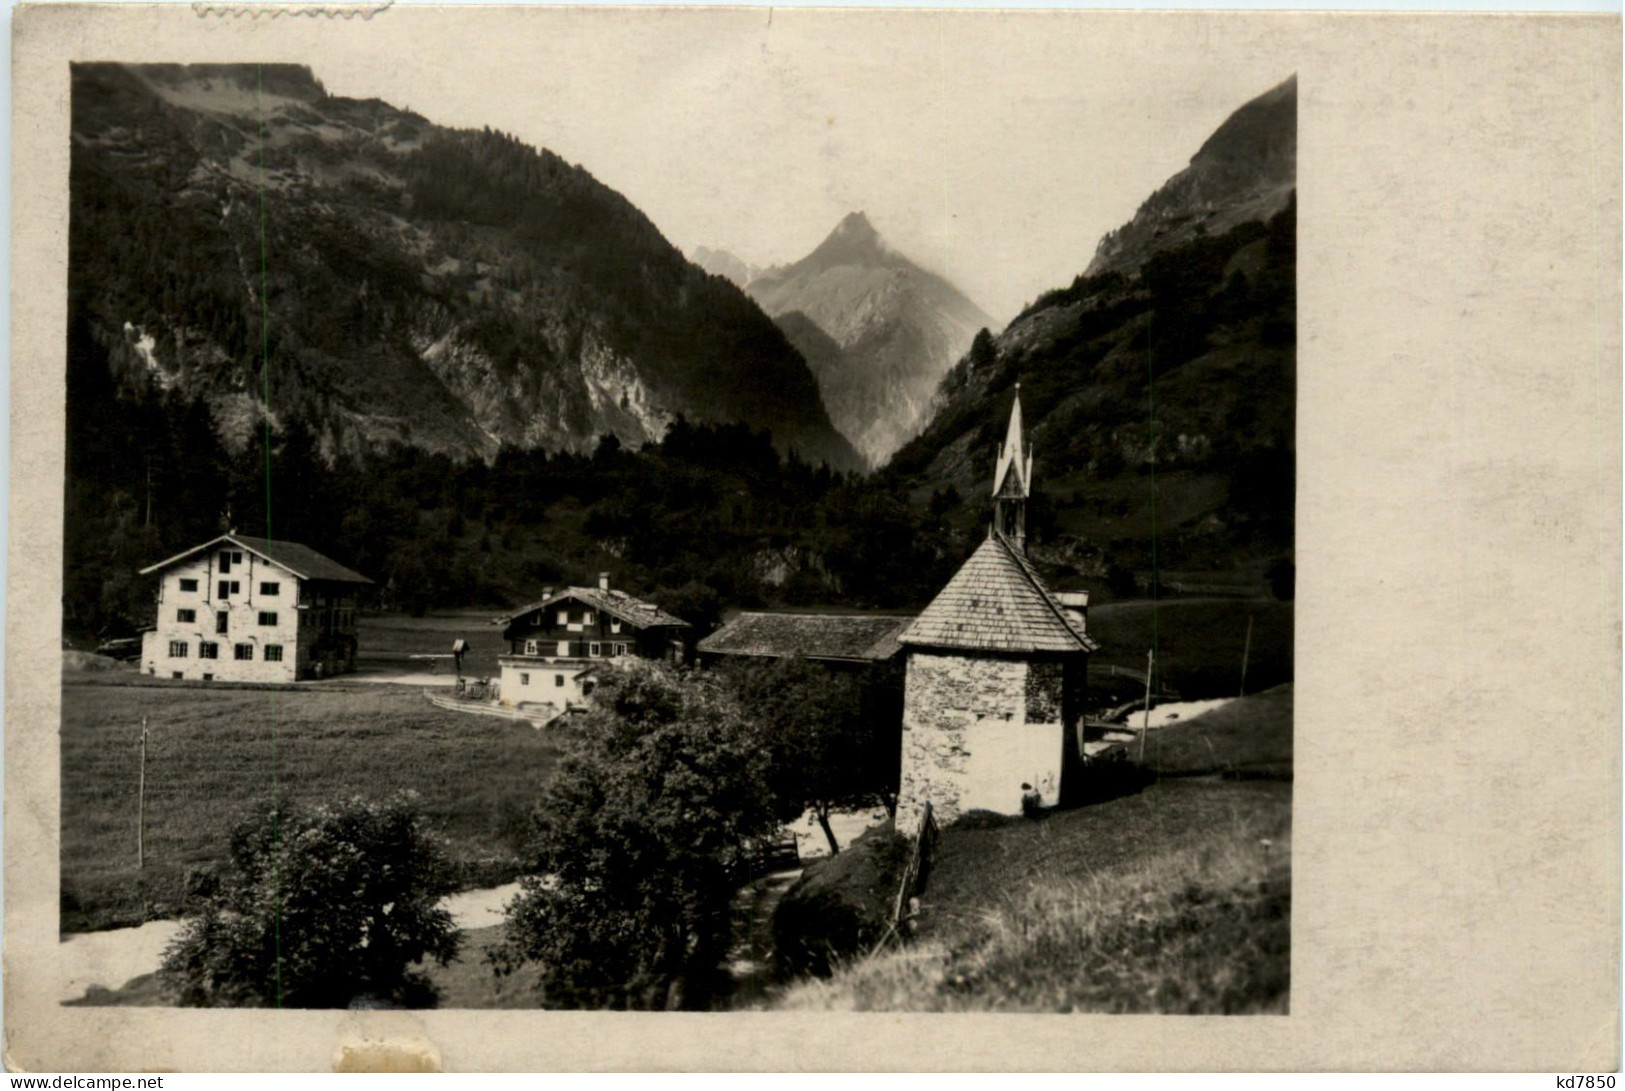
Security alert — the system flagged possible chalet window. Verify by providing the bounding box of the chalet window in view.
[200,643,219,660]
[172,672,183,680]
[260,582,280,596]
[202,673,213,681]
[179,578,199,592]
[234,644,253,661]
[168,641,188,658]
[259,612,278,626]
[519,673,530,686]
[610,620,622,634]
[556,641,570,657]
[582,680,596,697]
[584,612,594,625]
[177,608,196,623]
[617,643,629,656]
[557,610,568,625]
[264,645,283,662]
[216,612,229,635]
[524,640,538,655]
[218,550,243,574]
[554,675,564,687]
[589,643,600,657]
[218,580,240,599]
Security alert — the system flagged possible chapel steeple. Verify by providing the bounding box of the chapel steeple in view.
[992,385,1033,552]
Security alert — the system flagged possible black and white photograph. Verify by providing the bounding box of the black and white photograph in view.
[57,42,1295,1013]
[7,3,1619,1075]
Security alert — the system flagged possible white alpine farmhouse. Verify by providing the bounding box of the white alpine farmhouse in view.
[138,534,373,683]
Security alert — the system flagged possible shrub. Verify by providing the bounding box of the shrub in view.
[772,828,909,979]
[158,793,461,1009]
[494,661,778,1009]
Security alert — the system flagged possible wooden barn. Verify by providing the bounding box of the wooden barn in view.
[696,612,914,669]
[495,573,690,714]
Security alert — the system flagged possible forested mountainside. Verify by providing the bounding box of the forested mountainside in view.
[886,77,1296,592]
[745,213,994,467]
[68,62,858,469]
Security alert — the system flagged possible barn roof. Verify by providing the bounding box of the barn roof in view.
[897,531,1097,654]
[139,534,373,584]
[502,587,690,632]
[697,612,914,663]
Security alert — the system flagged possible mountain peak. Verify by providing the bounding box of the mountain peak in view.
[805,210,890,267]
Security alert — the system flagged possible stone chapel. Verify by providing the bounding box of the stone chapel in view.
[895,388,1098,835]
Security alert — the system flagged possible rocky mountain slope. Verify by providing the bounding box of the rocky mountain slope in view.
[1087,75,1296,279]
[689,246,763,289]
[887,76,1296,589]
[742,213,993,468]
[68,63,860,470]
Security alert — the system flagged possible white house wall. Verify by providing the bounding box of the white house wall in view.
[141,551,303,683]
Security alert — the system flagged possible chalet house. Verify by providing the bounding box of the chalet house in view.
[696,612,915,669]
[895,390,1098,834]
[138,534,373,683]
[496,574,690,714]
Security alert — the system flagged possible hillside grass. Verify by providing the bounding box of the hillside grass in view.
[61,680,562,934]
[1087,597,1292,699]
[772,688,1292,1013]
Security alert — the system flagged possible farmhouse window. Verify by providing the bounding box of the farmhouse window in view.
[610,620,622,634]
[217,580,241,599]
[233,644,253,661]
[525,640,538,655]
[519,673,530,686]
[264,645,283,662]
[584,612,594,625]
[589,643,600,657]
[177,608,196,623]
[172,672,183,680]
[259,612,278,626]
[617,643,629,656]
[554,675,564,687]
[218,550,243,574]
[168,641,188,658]
[260,582,280,596]
[202,673,213,681]
[557,610,568,625]
[200,642,219,660]
[216,612,229,635]
[179,578,198,592]
[557,641,570,657]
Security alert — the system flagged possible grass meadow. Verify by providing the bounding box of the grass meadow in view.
[773,686,1292,1013]
[1087,598,1293,700]
[60,678,562,934]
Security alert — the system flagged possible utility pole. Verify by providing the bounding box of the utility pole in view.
[137,717,149,871]
[1139,648,1155,762]
[1240,614,1254,698]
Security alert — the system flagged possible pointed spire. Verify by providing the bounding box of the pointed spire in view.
[992,384,1031,500]
[991,385,1032,553]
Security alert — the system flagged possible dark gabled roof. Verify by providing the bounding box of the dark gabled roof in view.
[898,531,1097,654]
[139,534,373,584]
[697,612,914,663]
[502,587,690,633]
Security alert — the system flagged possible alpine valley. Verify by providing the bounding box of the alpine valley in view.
[64,62,1293,641]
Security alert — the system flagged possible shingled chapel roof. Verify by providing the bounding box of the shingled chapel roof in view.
[897,531,1097,655]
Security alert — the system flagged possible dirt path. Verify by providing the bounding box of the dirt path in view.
[716,867,802,1010]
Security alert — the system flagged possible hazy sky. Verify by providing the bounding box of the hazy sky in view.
[315,11,1294,324]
